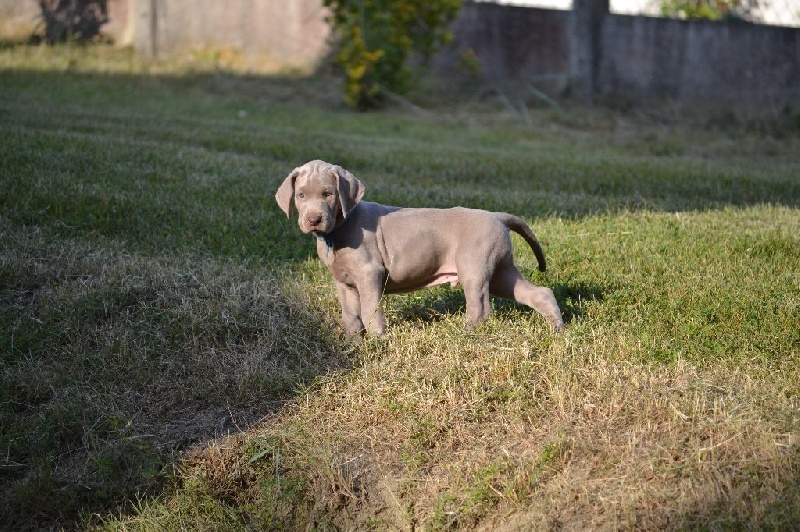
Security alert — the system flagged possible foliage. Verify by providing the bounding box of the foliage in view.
[659,0,760,21]
[37,0,109,43]
[323,0,464,109]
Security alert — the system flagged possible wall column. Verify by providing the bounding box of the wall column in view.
[570,0,609,103]
[132,0,158,57]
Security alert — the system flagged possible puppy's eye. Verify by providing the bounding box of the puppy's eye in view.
[296,192,305,199]
[323,190,334,198]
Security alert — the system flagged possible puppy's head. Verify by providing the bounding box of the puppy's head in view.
[275,160,365,236]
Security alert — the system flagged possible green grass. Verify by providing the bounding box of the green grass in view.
[1,43,799,530]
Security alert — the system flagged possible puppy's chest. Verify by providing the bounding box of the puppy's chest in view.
[317,245,357,286]
[328,257,358,287]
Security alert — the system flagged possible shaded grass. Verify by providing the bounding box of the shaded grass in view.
[1,44,799,529]
[0,223,353,527]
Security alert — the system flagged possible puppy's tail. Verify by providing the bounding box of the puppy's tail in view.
[493,212,547,272]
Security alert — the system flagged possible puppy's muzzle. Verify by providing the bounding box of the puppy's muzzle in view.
[306,213,323,229]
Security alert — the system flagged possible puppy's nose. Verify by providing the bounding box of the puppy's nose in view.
[307,213,323,226]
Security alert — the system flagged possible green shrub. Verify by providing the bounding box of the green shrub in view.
[323,0,463,109]
[659,0,757,21]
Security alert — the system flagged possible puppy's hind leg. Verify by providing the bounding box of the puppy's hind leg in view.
[490,264,564,331]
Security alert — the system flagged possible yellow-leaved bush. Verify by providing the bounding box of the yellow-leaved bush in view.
[323,0,464,109]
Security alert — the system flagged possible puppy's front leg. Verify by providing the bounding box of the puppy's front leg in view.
[358,269,387,336]
[336,282,365,336]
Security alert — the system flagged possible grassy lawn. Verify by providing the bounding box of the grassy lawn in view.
[1,44,799,530]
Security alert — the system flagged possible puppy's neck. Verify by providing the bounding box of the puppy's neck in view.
[317,203,361,256]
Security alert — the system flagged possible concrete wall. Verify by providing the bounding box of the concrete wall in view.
[0,0,328,72]
[437,0,799,111]
[0,0,131,43]
[132,0,329,72]
[1,0,797,111]
[0,1,40,40]
[433,3,571,86]
[596,15,800,109]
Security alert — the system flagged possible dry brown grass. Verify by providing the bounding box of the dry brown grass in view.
[117,297,798,529]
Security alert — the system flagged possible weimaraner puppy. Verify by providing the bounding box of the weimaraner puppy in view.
[275,160,564,337]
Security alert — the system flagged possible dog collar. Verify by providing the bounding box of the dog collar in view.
[316,204,360,256]
[316,233,335,255]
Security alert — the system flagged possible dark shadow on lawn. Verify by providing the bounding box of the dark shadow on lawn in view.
[553,280,605,324]
[389,281,604,327]
[0,247,359,530]
[390,286,466,324]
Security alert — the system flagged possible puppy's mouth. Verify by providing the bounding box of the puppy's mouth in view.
[301,220,331,235]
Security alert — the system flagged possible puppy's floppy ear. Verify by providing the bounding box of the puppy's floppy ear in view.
[275,169,299,218]
[333,165,365,218]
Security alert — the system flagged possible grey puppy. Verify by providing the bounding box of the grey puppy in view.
[276,160,564,337]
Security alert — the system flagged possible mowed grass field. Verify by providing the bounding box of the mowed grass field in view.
[1,44,799,530]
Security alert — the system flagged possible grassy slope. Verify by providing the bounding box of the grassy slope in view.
[1,45,799,530]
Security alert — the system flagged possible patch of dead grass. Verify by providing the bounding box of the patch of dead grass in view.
[145,315,797,530]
